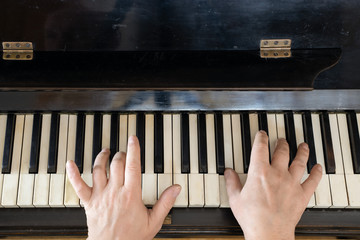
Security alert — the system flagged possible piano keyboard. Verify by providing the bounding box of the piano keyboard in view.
[0,111,360,209]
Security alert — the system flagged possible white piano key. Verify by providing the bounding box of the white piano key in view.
[49,114,68,207]
[294,113,315,208]
[173,173,188,207]
[223,114,233,169]
[0,115,8,207]
[163,114,172,174]
[337,114,354,174]
[188,114,204,207]
[158,114,173,199]
[188,173,204,207]
[311,113,332,208]
[337,113,360,208]
[102,114,111,149]
[327,114,348,208]
[231,114,244,174]
[173,114,188,207]
[220,114,233,208]
[249,113,258,146]
[119,114,128,152]
[33,114,51,207]
[329,174,348,208]
[219,175,229,208]
[204,174,220,207]
[64,115,80,207]
[205,114,220,207]
[49,118,68,208]
[267,113,278,157]
[81,115,94,207]
[142,174,157,206]
[2,115,25,208]
[145,114,154,174]
[301,173,315,207]
[345,174,360,208]
[173,114,182,174]
[142,114,156,205]
[17,114,35,207]
[128,114,137,137]
[102,114,111,175]
[329,114,345,174]
[313,174,332,208]
[189,114,199,174]
[157,174,172,200]
[276,113,286,139]
[206,114,217,174]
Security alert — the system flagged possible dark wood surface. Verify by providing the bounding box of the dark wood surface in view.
[0,208,359,237]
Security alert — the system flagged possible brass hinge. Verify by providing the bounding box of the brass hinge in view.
[2,42,33,60]
[260,39,291,58]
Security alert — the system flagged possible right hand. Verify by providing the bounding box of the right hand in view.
[224,131,322,240]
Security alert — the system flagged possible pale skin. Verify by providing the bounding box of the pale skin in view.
[66,132,322,240]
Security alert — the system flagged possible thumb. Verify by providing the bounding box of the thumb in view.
[150,184,181,226]
[224,168,243,201]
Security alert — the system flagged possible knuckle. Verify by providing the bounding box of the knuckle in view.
[92,165,105,173]
[292,159,307,170]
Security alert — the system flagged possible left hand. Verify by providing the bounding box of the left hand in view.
[66,136,181,240]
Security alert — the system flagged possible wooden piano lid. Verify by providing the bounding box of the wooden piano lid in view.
[0,1,359,89]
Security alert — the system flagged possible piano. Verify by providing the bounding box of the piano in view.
[0,0,360,238]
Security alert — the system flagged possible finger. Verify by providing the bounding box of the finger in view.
[289,143,309,181]
[270,138,290,170]
[151,185,181,228]
[66,160,92,203]
[224,168,243,201]
[92,148,110,191]
[248,131,269,173]
[301,164,322,201]
[109,152,126,187]
[124,136,142,191]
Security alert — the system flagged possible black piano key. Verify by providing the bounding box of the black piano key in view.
[29,113,42,174]
[302,111,317,173]
[47,113,59,173]
[284,111,297,165]
[136,112,145,173]
[319,112,336,174]
[109,113,119,162]
[215,113,225,175]
[346,111,360,174]
[198,113,208,173]
[258,111,269,134]
[181,113,190,173]
[2,114,15,174]
[258,111,271,163]
[154,113,164,173]
[241,112,251,173]
[74,113,85,173]
[92,113,102,168]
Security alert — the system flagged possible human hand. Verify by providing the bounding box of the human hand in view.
[66,136,181,240]
[224,131,322,240]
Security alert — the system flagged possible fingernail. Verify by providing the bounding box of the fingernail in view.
[224,168,231,178]
[101,148,109,153]
[317,164,322,172]
[258,130,267,135]
[173,184,182,197]
[128,135,135,144]
[302,143,309,150]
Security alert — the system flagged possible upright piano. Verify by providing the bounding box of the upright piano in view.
[0,0,360,238]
